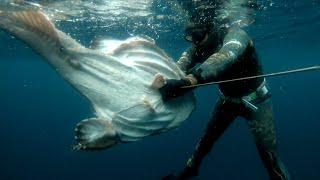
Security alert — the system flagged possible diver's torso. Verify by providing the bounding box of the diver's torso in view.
[190,33,264,98]
[218,46,264,97]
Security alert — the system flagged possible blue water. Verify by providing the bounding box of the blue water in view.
[1,0,320,179]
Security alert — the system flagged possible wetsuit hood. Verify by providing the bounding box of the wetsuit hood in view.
[184,20,214,45]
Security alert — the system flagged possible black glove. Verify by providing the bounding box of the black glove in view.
[188,66,205,84]
[159,79,192,101]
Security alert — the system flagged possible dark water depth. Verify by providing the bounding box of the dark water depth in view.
[0,0,319,179]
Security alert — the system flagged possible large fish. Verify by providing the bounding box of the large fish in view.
[0,9,195,150]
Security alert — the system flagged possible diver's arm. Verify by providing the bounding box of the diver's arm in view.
[176,48,196,73]
[193,27,252,82]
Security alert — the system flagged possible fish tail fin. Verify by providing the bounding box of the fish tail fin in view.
[73,118,118,151]
[0,9,60,55]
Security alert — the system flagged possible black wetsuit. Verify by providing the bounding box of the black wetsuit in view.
[173,27,290,180]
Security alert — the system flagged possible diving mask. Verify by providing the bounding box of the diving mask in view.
[184,27,209,45]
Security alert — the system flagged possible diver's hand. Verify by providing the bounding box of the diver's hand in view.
[159,79,192,101]
[185,74,198,85]
[188,66,206,83]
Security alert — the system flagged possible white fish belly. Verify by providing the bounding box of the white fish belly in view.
[66,38,196,141]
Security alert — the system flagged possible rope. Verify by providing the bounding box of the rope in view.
[182,65,320,89]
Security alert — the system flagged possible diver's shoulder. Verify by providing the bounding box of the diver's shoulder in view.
[227,27,250,38]
[225,26,253,48]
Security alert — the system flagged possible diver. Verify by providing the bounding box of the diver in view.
[159,3,290,180]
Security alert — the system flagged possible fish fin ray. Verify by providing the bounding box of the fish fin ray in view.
[0,10,60,46]
[74,118,118,150]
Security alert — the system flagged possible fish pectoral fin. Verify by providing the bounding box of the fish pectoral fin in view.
[73,118,118,151]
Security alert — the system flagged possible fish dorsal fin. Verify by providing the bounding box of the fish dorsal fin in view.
[90,37,124,54]
[90,36,157,55]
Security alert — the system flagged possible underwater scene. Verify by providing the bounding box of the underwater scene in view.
[0,0,319,179]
